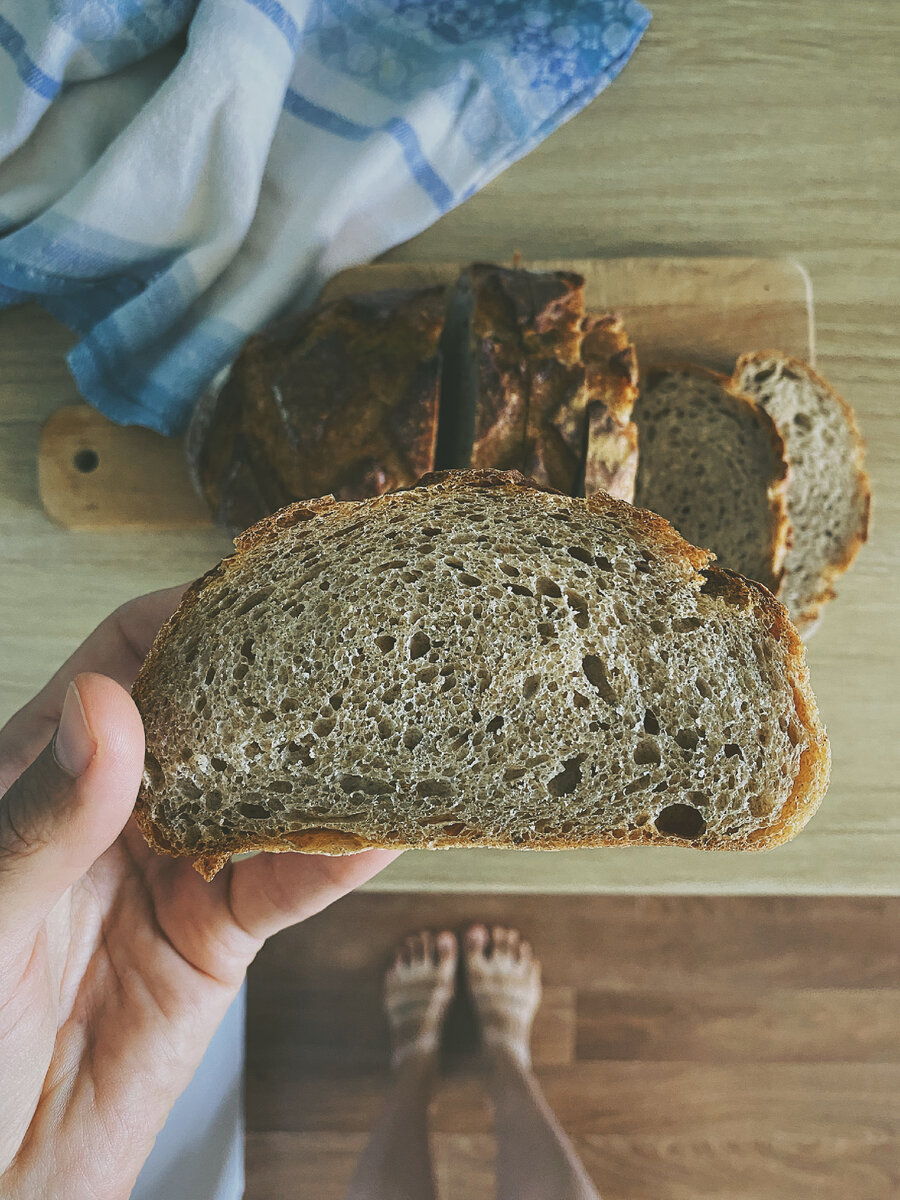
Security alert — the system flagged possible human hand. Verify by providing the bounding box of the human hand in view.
[0,588,399,1200]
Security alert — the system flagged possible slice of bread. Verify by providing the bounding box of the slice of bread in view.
[582,313,639,502]
[133,470,829,880]
[732,352,870,632]
[444,264,639,500]
[633,365,791,595]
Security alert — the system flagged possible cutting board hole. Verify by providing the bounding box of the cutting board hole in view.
[73,448,99,474]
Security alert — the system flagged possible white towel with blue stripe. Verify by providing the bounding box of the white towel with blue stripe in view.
[0,0,650,435]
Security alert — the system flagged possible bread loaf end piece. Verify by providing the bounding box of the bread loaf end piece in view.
[733,351,870,633]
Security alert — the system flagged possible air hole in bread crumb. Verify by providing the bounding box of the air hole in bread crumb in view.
[625,774,652,794]
[416,780,454,798]
[499,562,519,577]
[375,635,395,653]
[567,545,593,564]
[673,617,703,633]
[239,802,269,819]
[260,709,277,724]
[486,715,504,734]
[459,573,482,588]
[403,728,423,750]
[566,591,589,628]
[523,675,541,700]
[504,767,526,782]
[144,752,164,789]
[643,710,660,735]
[313,716,336,737]
[409,631,431,660]
[510,584,534,597]
[235,590,271,618]
[749,794,776,818]
[696,679,713,700]
[634,739,661,766]
[549,757,583,796]
[595,555,613,571]
[724,743,742,758]
[536,535,553,548]
[675,729,699,752]
[572,691,590,709]
[536,577,562,598]
[582,655,617,705]
[655,803,706,839]
[210,756,227,772]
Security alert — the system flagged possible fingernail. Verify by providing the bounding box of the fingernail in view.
[53,681,96,777]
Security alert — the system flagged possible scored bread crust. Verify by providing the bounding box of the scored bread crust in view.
[133,469,829,880]
[638,363,793,596]
[732,351,871,631]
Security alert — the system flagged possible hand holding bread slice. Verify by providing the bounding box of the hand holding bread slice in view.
[134,470,829,880]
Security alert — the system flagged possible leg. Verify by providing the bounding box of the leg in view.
[344,930,457,1200]
[465,925,602,1200]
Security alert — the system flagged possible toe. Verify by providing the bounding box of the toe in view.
[465,923,490,963]
[420,930,434,964]
[492,925,510,957]
[405,934,422,964]
[436,930,458,975]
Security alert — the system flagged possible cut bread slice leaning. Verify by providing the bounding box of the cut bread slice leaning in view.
[633,365,791,595]
[133,470,829,881]
[440,264,639,501]
[732,352,870,633]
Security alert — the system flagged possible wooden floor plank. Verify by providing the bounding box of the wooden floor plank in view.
[248,1062,900,1137]
[576,988,900,1063]
[249,895,900,993]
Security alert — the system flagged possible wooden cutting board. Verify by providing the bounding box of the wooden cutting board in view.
[38,257,814,531]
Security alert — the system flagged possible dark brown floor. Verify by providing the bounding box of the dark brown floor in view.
[245,895,900,1200]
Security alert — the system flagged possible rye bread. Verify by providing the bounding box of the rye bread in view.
[133,470,829,880]
[732,352,870,632]
[633,365,791,594]
[194,287,446,529]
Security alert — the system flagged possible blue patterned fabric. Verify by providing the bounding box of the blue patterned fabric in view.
[0,0,649,434]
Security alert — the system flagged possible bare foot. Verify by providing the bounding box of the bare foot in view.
[384,930,458,1068]
[464,924,541,1070]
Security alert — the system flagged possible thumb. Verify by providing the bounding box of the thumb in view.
[0,672,145,943]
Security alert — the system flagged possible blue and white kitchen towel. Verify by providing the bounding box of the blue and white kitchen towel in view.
[0,0,650,435]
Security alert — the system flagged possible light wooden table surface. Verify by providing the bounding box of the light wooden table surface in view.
[1,1,897,892]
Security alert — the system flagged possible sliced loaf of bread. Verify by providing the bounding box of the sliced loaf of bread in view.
[732,352,870,631]
[633,365,791,595]
[133,470,829,880]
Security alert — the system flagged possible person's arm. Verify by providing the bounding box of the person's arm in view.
[0,587,399,1200]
